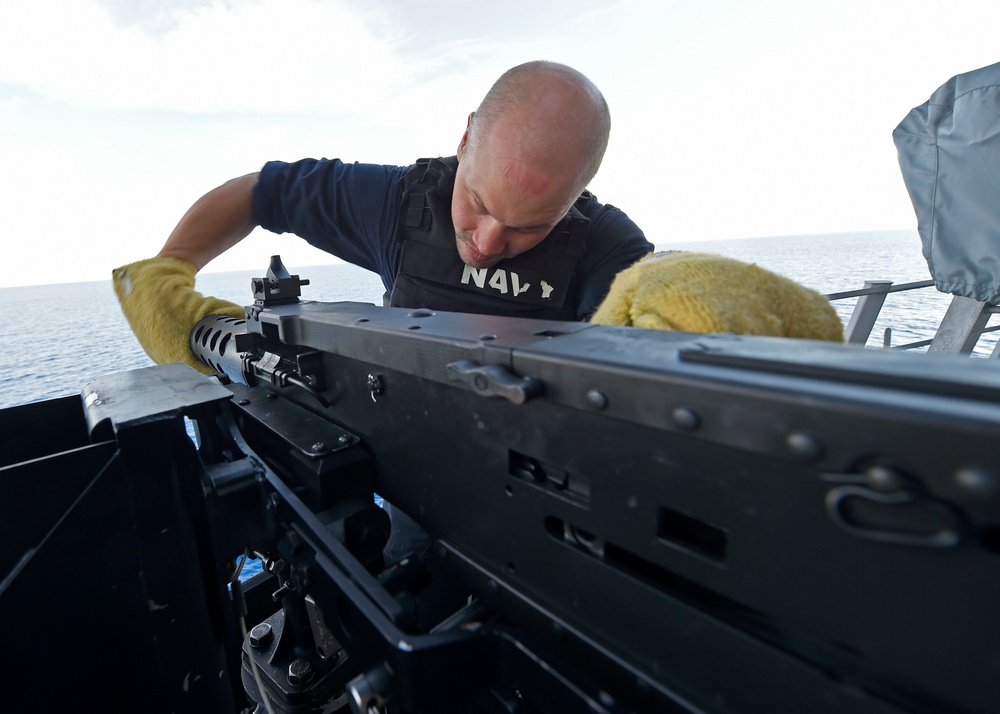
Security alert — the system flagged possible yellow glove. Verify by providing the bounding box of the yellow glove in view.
[113,256,244,374]
[591,252,844,342]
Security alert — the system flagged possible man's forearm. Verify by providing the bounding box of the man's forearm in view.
[158,172,261,271]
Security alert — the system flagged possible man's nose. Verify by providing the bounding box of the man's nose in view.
[473,218,507,256]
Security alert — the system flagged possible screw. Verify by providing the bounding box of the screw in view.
[287,658,314,686]
[249,622,273,649]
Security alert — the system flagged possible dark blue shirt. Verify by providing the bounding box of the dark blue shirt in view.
[253,158,652,320]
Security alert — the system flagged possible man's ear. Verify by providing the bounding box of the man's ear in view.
[457,112,475,160]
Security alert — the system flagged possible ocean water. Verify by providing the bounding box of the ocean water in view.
[669,229,966,351]
[0,229,990,411]
[0,263,386,410]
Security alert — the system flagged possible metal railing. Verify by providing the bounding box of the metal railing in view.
[825,279,1000,356]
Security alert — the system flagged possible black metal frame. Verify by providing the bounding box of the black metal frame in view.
[3,262,999,713]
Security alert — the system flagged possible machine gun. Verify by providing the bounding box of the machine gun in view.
[2,257,998,713]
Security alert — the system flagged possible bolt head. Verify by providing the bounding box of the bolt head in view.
[288,658,315,686]
[249,622,273,649]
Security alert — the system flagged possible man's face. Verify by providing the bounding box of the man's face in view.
[452,117,579,270]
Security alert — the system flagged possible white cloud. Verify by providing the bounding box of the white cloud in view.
[97,0,222,36]
[3,0,1000,287]
[0,0,409,113]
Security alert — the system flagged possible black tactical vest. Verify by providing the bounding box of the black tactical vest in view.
[388,156,590,320]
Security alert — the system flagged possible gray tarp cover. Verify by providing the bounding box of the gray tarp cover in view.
[893,61,1000,304]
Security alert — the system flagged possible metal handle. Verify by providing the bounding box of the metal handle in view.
[446,360,543,404]
[825,485,964,548]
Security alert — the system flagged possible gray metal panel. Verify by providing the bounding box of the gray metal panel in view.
[81,361,233,436]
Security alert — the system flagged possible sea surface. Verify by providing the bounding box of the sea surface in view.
[0,229,991,411]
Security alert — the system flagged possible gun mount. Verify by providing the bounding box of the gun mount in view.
[3,257,998,712]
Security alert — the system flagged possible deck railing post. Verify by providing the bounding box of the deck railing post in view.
[928,296,996,354]
[843,280,893,345]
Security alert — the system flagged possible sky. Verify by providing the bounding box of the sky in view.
[2,0,1000,288]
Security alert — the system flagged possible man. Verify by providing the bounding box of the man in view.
[114,61,653,371]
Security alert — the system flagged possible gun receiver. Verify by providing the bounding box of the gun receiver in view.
[4,257,998,712]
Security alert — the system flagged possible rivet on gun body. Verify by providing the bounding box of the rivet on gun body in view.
[786,431,823,460]
[672,407,700,431]
[954,466,1000,496]
[865,465,906,493]
[587,389,608,410]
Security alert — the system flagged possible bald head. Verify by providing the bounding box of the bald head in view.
[450,62,612,270]
[465,61,611,197]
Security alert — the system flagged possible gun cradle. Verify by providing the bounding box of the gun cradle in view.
[3,298,998,713]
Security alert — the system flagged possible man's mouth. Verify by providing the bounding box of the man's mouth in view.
[466,243,490,262]
[458,236,501,267]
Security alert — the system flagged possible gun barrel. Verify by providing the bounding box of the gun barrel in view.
[190,313,249,382]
